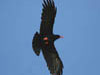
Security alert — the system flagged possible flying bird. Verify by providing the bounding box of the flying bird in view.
[32,0,64,75]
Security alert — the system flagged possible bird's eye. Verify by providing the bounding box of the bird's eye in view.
[43,37,48,41]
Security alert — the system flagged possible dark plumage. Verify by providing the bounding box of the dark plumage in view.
[32,0,64,75]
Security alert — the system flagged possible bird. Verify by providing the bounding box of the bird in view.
[32,0,64,75]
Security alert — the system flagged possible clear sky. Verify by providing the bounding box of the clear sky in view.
[0,0,100,75]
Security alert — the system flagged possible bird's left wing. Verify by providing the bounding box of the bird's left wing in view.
[42,43,63,75]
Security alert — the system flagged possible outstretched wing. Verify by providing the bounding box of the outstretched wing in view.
[42,43,63,75]
[40,0,57,35]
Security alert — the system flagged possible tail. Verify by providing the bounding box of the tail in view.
[32,32,41,56]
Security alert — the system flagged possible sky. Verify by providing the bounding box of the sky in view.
[0,0,100,75]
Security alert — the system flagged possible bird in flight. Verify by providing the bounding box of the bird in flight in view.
[32,0,64,75]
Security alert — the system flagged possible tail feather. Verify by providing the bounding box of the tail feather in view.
[32,32,41,56]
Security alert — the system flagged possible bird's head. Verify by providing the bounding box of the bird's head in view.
[53,35,64,41]
[42,35,64,45]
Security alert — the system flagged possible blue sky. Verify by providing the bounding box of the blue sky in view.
[0,0,100,75]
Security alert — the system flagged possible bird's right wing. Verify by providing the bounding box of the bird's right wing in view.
[42,43,63,75]
[40,0,57,35]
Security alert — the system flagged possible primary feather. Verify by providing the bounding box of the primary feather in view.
[40,0,57,35]
[42,43,63,75]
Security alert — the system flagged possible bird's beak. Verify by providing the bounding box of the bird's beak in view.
[60,36,64,38]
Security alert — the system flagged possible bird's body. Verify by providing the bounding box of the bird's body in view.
[32,0,64,75]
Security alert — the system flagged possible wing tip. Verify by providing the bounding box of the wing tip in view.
[42,0,57,18]
[42,0,56,8]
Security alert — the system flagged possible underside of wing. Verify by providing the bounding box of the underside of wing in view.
[40,0,57,35]
[42,43,63,75]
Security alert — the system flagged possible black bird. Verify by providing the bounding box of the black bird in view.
[32,0,64,75]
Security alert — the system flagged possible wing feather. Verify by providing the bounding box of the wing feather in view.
[40,0,57,35]
[42,43,63,75]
